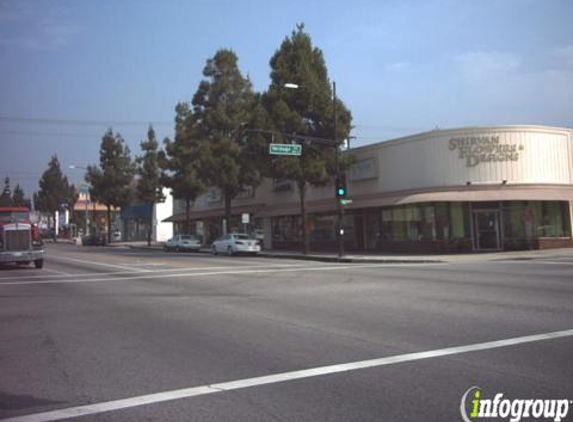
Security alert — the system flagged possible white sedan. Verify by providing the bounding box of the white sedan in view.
[164,234,202,252]
[211,233,261,256]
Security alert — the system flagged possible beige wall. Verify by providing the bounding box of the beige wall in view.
[350,125,572,195]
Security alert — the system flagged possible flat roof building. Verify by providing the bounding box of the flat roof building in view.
[166,125,573,252]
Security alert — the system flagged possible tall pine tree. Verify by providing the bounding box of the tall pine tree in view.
[192,49,265,232]
[0,177,12,207]
[12,184,27,207]
[86,129,135,244]
[161,102,206,234]
[35,156,73,238]
[264,24,352,253]
[136,125,165,245]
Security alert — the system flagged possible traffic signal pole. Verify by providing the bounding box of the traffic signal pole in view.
[333,81,344,259]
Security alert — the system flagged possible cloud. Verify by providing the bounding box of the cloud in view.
[0,1,78,51]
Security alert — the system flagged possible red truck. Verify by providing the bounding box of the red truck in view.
[0,207,45,269]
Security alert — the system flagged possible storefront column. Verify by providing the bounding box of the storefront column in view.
[570,200,573,239]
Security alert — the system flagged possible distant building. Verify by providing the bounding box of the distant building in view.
[71,185,119,235]
[164,125,573,252]
[120,187,173,242]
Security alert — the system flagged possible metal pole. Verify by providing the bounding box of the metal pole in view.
[334,81,344,259]
[85,198,89,235]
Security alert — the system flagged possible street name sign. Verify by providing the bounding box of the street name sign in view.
[269,143,302,156]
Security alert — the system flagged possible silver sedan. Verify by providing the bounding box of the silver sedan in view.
[211,233,261,256]
[164,234,202,252]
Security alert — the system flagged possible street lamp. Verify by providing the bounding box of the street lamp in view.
[284,81,345,258]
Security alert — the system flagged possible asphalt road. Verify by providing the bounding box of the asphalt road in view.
[1,243,572,422]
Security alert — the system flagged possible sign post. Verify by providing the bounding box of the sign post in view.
[242,213,250,234]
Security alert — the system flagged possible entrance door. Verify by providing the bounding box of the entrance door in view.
[473,210,501,250]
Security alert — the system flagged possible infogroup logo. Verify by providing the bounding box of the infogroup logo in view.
[460,386,571,422]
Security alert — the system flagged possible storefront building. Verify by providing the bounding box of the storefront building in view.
[165,125,573,252]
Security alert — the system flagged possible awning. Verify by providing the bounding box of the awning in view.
[163,203,266,223]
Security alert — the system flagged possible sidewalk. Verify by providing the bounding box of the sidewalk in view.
[105,240,573,264]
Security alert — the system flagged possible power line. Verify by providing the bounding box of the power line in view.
[0,130,172,139]
[0,116,173,126]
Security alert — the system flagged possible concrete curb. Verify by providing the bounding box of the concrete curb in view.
[120,244,442,264]
[92,242,572,265]
[257,252,442,264]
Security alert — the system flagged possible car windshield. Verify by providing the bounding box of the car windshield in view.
[180,235,196,240]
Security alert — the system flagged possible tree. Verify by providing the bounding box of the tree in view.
[192,49,266,232]
[0,177,12,207]
[86,129,135,244]
[136,125,165,246]
[264,24,352,253]
[35,156,73,239]
[161,102,206,234]
[12,184,27,207]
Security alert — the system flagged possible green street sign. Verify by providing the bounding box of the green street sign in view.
[269,143,302,156]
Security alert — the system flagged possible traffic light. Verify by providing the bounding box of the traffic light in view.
[335,174,347,198]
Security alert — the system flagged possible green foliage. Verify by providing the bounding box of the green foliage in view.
[12,184,27,207]
[136,125,165,245]
[87,129,135,208]
[0,176,12,207]
[161,103,206,232]
[36,155,73,216]
[192,48,268,227]
[265,24,352,175]
[137,125,165,205]
[86,129,135,242]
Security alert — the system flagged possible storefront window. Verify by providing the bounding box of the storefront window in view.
[503,201,570,244]
[309,214,336,242]
[272,215,301,243]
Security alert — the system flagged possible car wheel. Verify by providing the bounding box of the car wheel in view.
[34,259,43,269]
[211,245,218,255]
[227,246,234,256]
[163,245,169,252]
[175,246,180,252]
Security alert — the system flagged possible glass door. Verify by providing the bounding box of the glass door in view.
[473,210,501,250]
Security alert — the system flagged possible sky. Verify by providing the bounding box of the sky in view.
[1,0,572,196]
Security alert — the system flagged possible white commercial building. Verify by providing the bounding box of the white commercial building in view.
[165,125,573,252]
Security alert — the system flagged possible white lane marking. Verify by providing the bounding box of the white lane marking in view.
[499,260,573,266]
[41,268,71,276]
[0,263,317,281]
[47,255,151,273]
[0,263,435,286]
[3,328,572,422]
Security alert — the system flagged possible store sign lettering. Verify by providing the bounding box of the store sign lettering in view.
[449,136,524,167]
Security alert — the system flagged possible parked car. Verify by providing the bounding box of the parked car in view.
[164,234,202,252]
[211,233,261,256]
[81,233,107,246]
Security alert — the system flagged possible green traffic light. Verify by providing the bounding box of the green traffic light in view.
[337,188,345,196]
